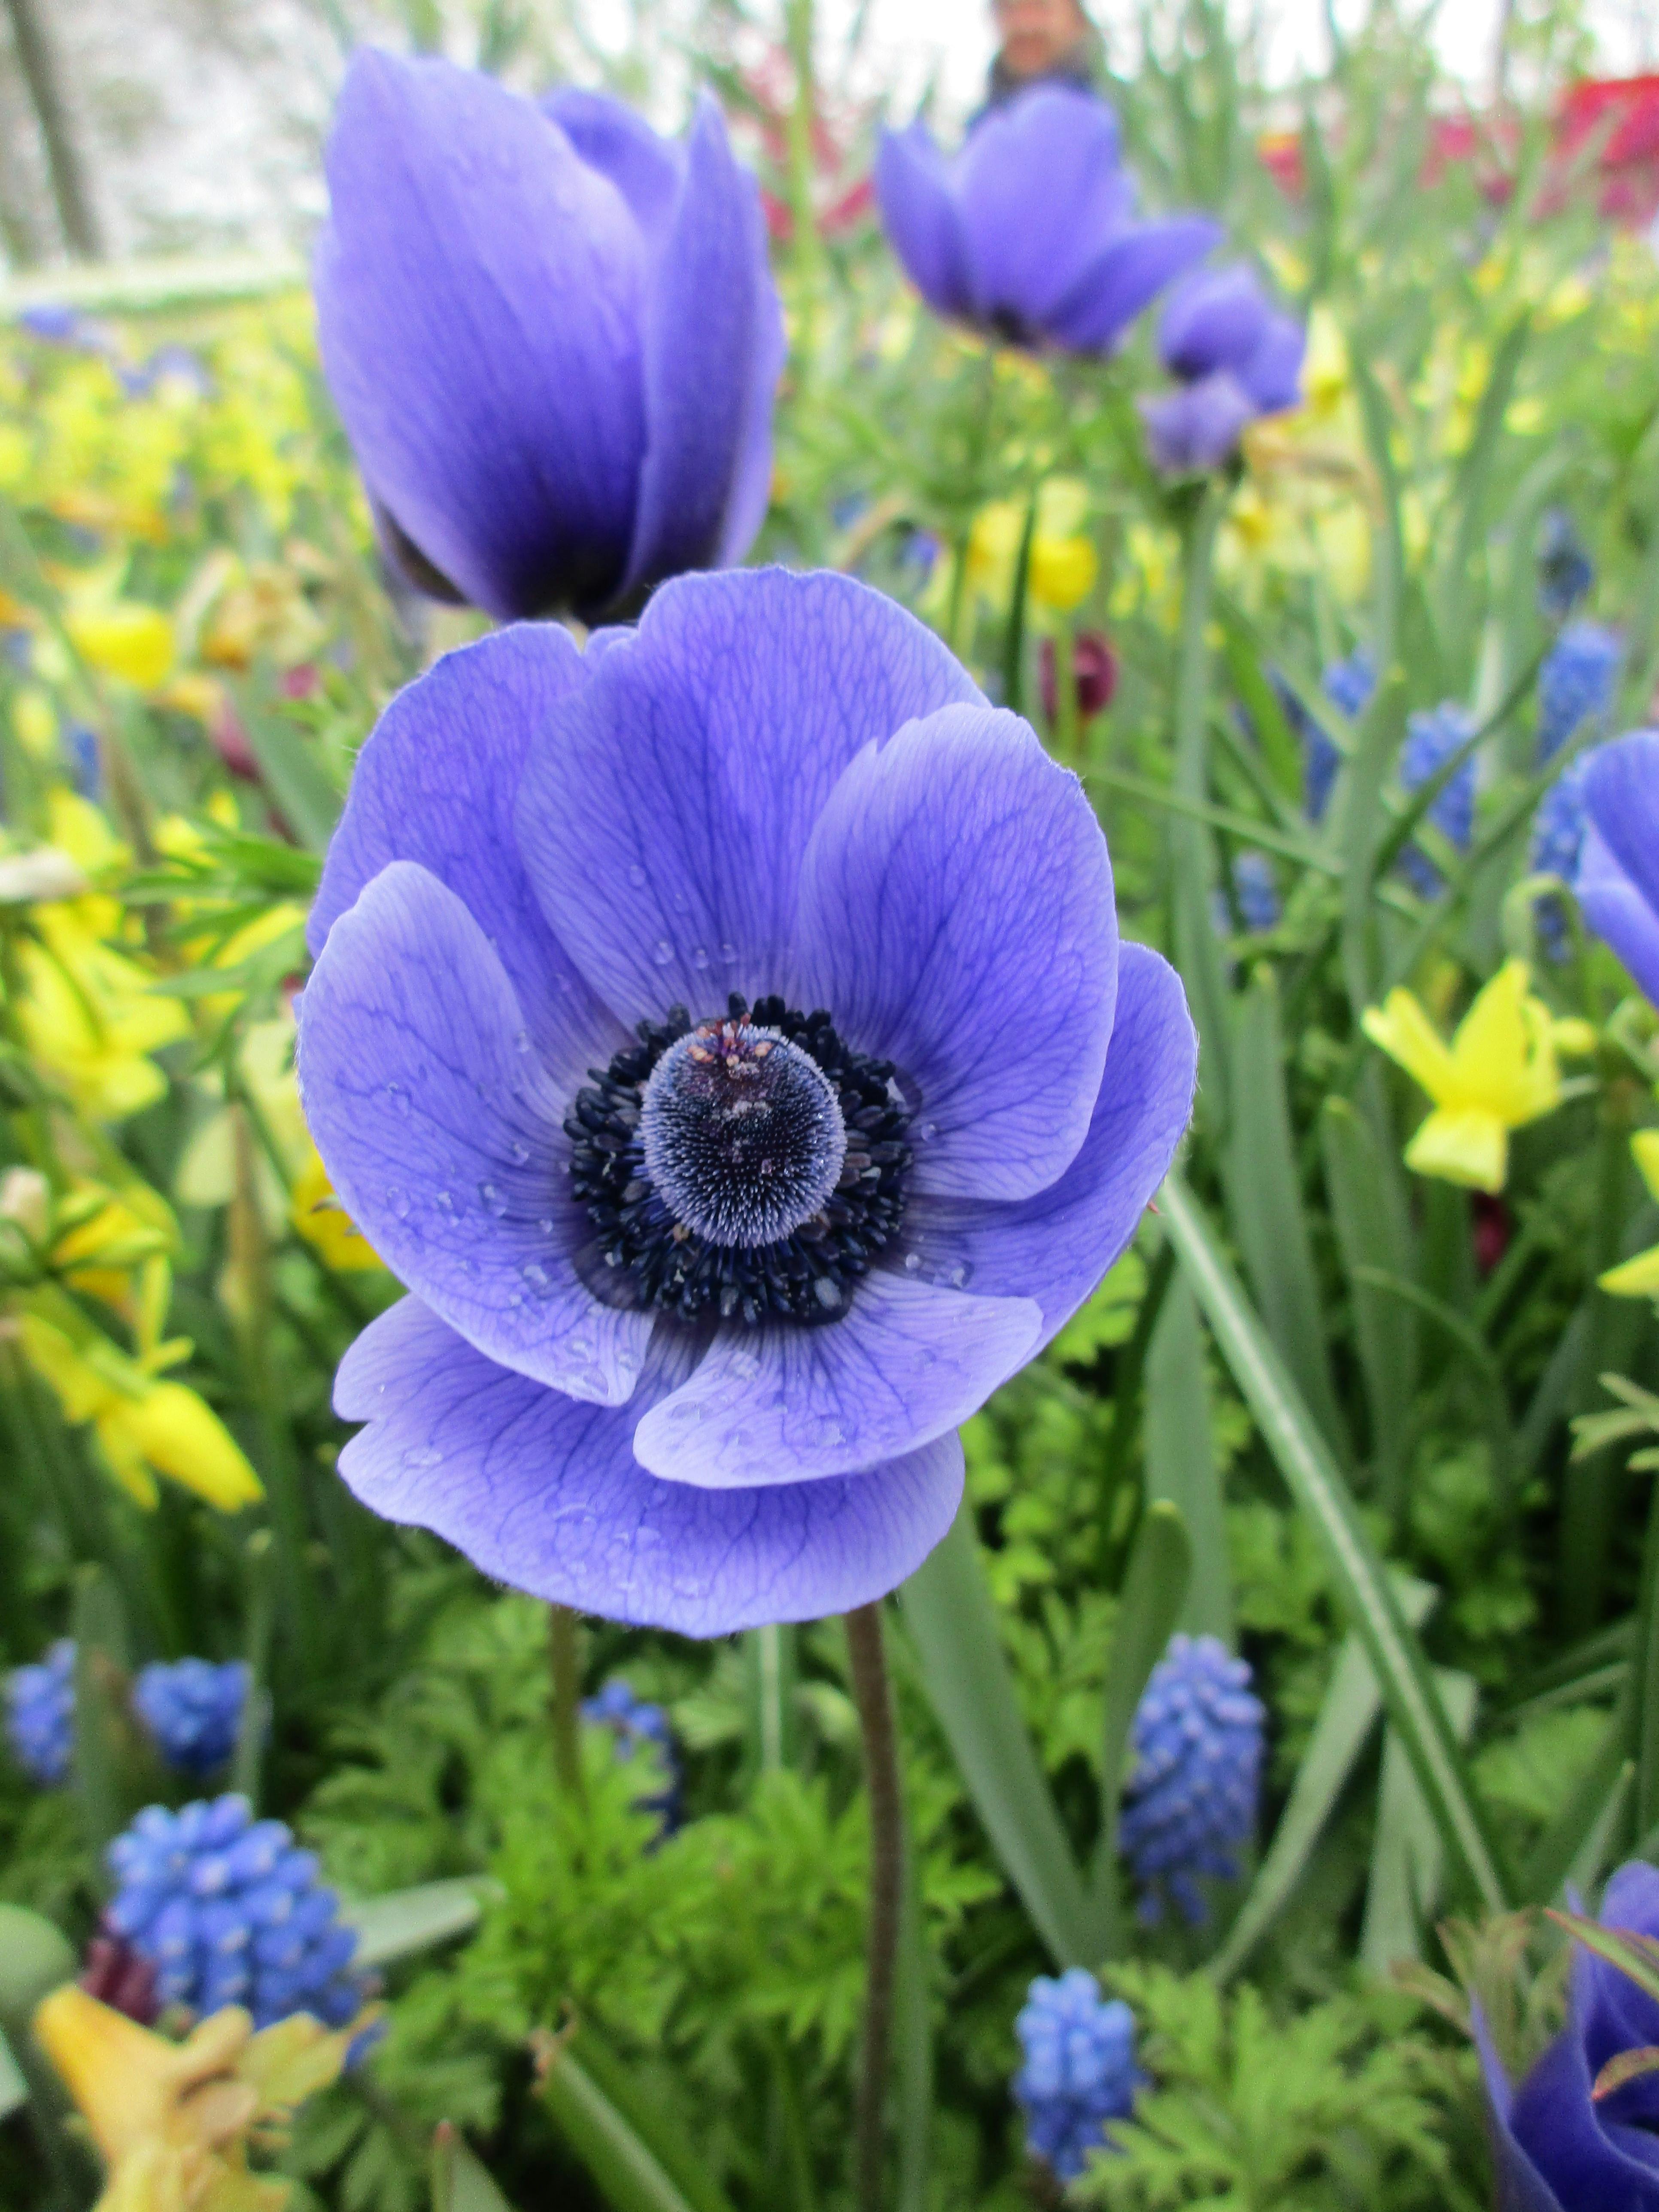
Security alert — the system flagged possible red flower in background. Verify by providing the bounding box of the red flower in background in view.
[1555,73,1659,224]
[739,44,876,244]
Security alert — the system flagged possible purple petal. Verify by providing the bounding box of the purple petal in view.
[1472,2010,1567,2212]
[1140,374,1255,474]
[795,705,1116,1201]
[334,1298,964,1633]
[1159,261,1273,378]
[515,567,982,1029]
[297,861,651,1404]
[958,86,1132,330]
[1584,730,1659,954]
[1577,819,1659,1005]
[313,50,647,621]
[632,1271,1041,1487]
[898,944,1194,1346]
[542,86,683,251]
[1240,310,1306,413]
[875,122,973,320]
[307,625,622,1097]
[614,96,783,608]
[1577,1863,1659,2131]
[1046,215,1222,355]
[1507,2011,1659,2204]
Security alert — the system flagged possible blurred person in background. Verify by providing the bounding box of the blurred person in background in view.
[982,0,1103,111]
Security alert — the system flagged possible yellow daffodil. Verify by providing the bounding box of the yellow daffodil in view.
[64,601,175,691]
[1361,960,1594,1193]
[1600,1131,1659,1301]
[33,1983,353,2212]
[290,1145,381,1273]
[969,479,1099,616]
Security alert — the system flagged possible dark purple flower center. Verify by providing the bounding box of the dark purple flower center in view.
[565,994,913,1328]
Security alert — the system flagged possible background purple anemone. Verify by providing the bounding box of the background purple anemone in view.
[875,85,1218,355]
[1140,261,1306,474]
[313,52,783,625]
[297,569,1195,1636]
[1480,1863,1659,2211]
[1579,729,1659,1005]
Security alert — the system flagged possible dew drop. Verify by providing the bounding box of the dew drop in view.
[509,1139,530,1165]
[719,942,738,965]
[671,888,690,912]
[918,1121,939,1142]
[813,1415,845,1448]
[538,1216,555,1234]
[479,1182,507,1218]
[386,1186,410,1220]
[934,1261,973,1290]
[692,945,709,969]
[435,1190,456,1214]
[521,1261,550,1290]
[514,1028,532,1054]
[653,939,674,966]
[726,1347,761,1381]
[627,863,647,888]
[385,1082,411,1117]
[402,1446,442,1471]
[902,1250,921,1273]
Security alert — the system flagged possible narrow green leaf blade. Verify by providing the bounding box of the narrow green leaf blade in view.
[0,1904,76,2032]
[1145,1278,1231,1645]
[1320,1094,1418,1508]
[229,675,345,856]
[1093,1503,1192,1929]
[537,2021,737,2212]
[1160,1173,1510,1912]
[71,1565,131,1881]
[431,2124,518,2212]
[0,2027,26,2123]
[899,1507,1097,1967]
[345,1879,491,1971]
[1361,1671,1479,1973]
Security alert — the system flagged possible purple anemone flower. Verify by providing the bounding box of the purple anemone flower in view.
[313,52,783,624]
[1141,262,1306,474]
[297,569,1195,1636]
[1480,1861,1659,2210]
[875,86,1218,355]
[1579,729,1659,1005]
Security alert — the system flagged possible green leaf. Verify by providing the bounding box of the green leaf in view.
[1211,1579,1437,1984]
[71,1565,131,1881]
[1520,1700,1634,1905]
[536,2019,737,2212]
[0,2027,26,2123]
[1361,1670,1479,1973]
[0,1904,76,2031]
[1169,485,1234,1136]
[1224,969,1351,1464]
[895,1831,931,2212]
[899,1506,1098,1966]
[431,2123,518,2212]
[228,674,345,856]
[1093,1504,1193,1926]
[1001,487,1038,718]
[344,1879,492,1971]
[1160,1173,1511,1912]
[1320,1094,1418,1512]
[1144,1277,1231,1644]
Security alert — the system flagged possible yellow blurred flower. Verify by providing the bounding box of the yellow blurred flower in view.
[33,1983,352,2212]
[1599,1131,1659,1301]
[1362,959,1592,1193]
[65,602,176,691]
[291,1145,381,1273]
[11,685,57,760]
[969,479,1098,616]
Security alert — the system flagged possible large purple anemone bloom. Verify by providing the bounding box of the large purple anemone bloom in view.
[1141,262,1306,474]
[875,85,1218,355]
[1579,729,1659,1005]
[297,570,1195,1635]
[313,52,783,624]
[1480,1862,1659,2210]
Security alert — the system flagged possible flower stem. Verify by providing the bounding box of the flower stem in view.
[548,1601,585,1805]
[846,1600,903,2212]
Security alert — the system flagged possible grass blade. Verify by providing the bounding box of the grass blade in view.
[535,2019,737,2212]
[1320,1096,1418,1513]
[1145,1278,1231,1644]
[1360,1670,1478,1973]
[1094,1502,1193,1918]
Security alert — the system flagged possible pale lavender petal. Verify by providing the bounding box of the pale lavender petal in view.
[1240,310,1306,413]
[307,625,622,1097]
[1046,215,1221,354]
[958,87,1130,328]
[1473,2011,1567,2212]
[899,944,1194,1346]
[875,122,973,319]
[515,567,982,1029]
[1140,374,1255,473]
[1158,261,1272,378]
[335,1298,965,1633]
[1577,820,1659,1005]
[313,49,647,621]
[632,1271,1040,1487]
[543,86,683,251]
[795,705,1116,1201]
[1584,731,1659,948]
[297,862,651,1403]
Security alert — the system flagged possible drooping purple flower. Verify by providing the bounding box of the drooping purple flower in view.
[1579,728,1659,1005]
[1141,261,1306,474]
[1014,1969,1138,2181]
[1398,703,1477,898]
[1537,623,1621,764]
[1479,1861,1659,2211]
[875,86,1218,355]
[313,52,783,624]
[297,569,1196,1637]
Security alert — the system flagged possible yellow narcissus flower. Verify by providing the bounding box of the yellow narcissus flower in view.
[1600,1132,1659,1301]
[65,601,176,691]
[1362,960,1594,1194]
[33,1984,352,2212]
[290,1145,381,1273]
[969,479,1098,616]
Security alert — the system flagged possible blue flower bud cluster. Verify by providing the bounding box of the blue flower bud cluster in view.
[134,1659,249,1776]
[1398,704,1476,897]
[107,1796,364,2029]
[1013,1968,1138,2182]
[1531,757,1591,962]
[4,1639,75,1787]
[1537,507,1593,621]
[1536,622,1621,765]
[1120,1634,1265,1925]
[582,1677,681,1832]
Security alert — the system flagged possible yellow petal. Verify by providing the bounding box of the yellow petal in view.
[1362,991,1456,1103]
[1552,1016,1598,1058]
[290,1149,382,1273]
[1600,1245,1659,1299]
[1631,1130,1659,1208]
[1404,1106,1510,1193]
[32,1987,182,2163]
[108,1382,263,1511]
[92,1410,164,1510]
[1029,535,1098,613]
[66,605,175,692]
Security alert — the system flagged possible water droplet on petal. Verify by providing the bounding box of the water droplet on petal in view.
[538,1217,555,1234]
[902,1250,921,1273]
[813,1415,845,1448]
[653,939,674,966]
[386,1186,410,1219]
[726,1347,761,1381]
[627,863,647,888]
[514,1028,532,1054]
[719,942,738,965]
[479,1182,507,1218]
[386,1082,410,1117]
[402,1446,442,1470]
[521,1261,550,1291]
[692,945,709,969]
[919,1121,939,1142]
[510,1139,530,1165]
[671,889,690,912]
[436,1190,456,1214]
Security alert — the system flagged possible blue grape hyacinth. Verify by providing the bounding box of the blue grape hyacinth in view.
[106,1796,365,2030]
[1120,1633,1264,1924]
[1013,1968,1138,2181]
[1398,704,1476,897]
[1537,622,1621,764]
[4,1639,75,1787]
[1229,851,1280,933]
[1537,507,1593,621]
[582,1676,681,1831]
[1299,646,1377,826]
[134,1659,249,1778]
[1531,757,1590,962]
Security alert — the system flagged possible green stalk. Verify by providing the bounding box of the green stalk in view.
[549,1601,586,1807]
[847,1601,903,2212]
[1169,483,1232,1130]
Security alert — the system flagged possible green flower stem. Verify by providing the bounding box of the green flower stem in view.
[549,1600,586,1807]
[847,1599,904,2212]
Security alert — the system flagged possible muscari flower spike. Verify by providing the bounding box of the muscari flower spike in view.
[1531,757,1591,962]
[106,1795,366,2031]
[1577,728,1659,1009]
[1141,261,1306,474]
[1362,959,1594,1195]
[4,1638,75,1787]
[1537,621,1622,765]
[296,568,1197,1637]
[1301,645,1377,825]
[1537,506,1594,622]
[1013,1967,1138,2182]
[875,85,1218,355]
[1120,1633,1264,1925]
[134,1659,249,1778]
[582,1676,681,1830]
[1398,703,1476,898]
[314,52,783,625]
